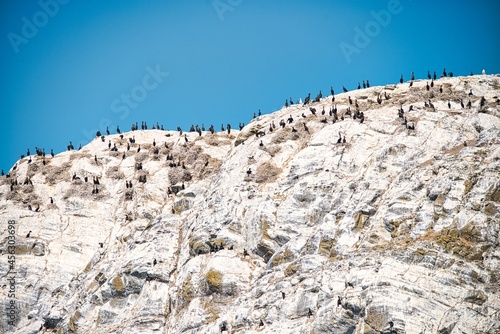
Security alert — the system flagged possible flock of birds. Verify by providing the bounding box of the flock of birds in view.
[2,69,495,208]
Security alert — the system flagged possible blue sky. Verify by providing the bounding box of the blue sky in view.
[1,0,499,173]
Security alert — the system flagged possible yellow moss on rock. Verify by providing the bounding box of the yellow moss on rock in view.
[319,238,337,259]
[284,262,301,277]
[180,275,194,307]
[353,212,369,230]
[255,161,282,184]
[69,311,81,333]
[112,276,125,293]
[205,270,223,294]
[202,298,220,323]
[270,248,294,267]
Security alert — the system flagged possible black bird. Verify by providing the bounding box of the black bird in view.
[357,82,361,89]
[337,296,342,307]
[399,74,403,84]
[153,139,156,147]
[50,197,53,204]
[137,145,141,153]
[342,85,348,93]
[448,101,451,109]
[427,70,431,79]
[366,80,370,88]
[106,126,110,135]
[99,242,103,248]
[433,71,437,80]
[243,249,249,257]
[362,80,366,88]
[281,291,285,299]
[116,126,121,134]
[153,258,157,266]
[307,308,313,318]
[411,72,415,81]
[259,319,264,327]
[26,230,32,238]
[259,140,264,147]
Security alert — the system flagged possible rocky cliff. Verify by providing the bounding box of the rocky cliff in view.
[1,74,500,334]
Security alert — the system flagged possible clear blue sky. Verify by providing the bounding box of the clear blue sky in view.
[1,0,499,173]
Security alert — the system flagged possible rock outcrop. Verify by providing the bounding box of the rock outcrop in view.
[1,74,500,334]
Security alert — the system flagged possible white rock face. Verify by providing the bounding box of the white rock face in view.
[1,75,500,334]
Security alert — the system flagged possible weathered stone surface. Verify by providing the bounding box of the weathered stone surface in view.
[1,75,500,334]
